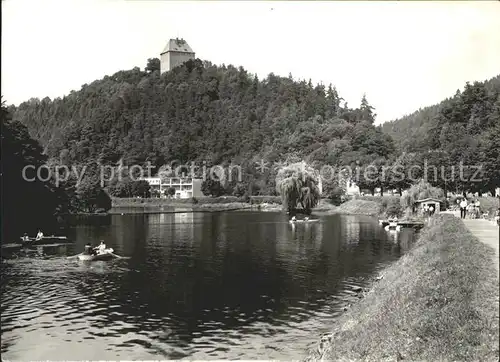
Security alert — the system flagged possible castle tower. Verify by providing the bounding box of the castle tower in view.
[160,38,195,73]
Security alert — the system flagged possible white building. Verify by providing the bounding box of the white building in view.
[346,181,361,196]
[142,177,204,199]
[160,38,195,73]
[143,177,161,186]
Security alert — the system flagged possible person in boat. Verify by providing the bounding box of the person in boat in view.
[290,216,297,222]
[21,233,30,242]
[304,216,309,222]
[94,241,107,255]
[35,230,44,241]
[83,243,96,255]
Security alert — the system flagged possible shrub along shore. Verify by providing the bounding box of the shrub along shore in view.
[304,214,499,361]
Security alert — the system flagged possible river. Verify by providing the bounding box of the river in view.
[1,211,415,360]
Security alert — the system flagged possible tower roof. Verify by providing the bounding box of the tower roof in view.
[161,38,195,55]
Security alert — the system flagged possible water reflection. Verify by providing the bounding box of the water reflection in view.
[2,211,416,360]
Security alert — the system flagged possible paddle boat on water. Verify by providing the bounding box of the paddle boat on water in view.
[383,219,402,232]
[379,218,424,232]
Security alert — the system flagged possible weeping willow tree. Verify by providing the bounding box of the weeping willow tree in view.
[276,162,321,215]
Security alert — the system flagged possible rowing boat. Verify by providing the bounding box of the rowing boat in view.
[19,236,68,246]
[77,248,116,261]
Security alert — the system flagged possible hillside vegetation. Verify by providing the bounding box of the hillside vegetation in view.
[382,75,500,153]
[6,60,500,205]
[1,99,114,241]
[381,75,500,195]
[10,59,394,196]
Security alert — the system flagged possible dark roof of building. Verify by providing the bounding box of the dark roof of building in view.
[161,38,195,54]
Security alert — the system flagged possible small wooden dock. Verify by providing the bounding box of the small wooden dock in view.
[378,219,425,231]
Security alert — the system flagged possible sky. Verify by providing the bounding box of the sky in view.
[2,0,500,124]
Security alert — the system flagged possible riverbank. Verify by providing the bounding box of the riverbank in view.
[109,202,256,214]
[110,197,385,215]
[111,196,282,211]
[315,199,382,216]
[111,196,384,215]
[109,202,282,214]
[305,214,499,361]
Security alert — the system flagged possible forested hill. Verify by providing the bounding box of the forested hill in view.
[381,75,500,153]
[10,58,394,175]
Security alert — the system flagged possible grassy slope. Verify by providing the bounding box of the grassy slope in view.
[313,199,384,216]
[332,199,382,216]
[305,214,499,361]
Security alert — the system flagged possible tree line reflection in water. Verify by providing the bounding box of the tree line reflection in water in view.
[1,211,416,359]
[69,212,415,338]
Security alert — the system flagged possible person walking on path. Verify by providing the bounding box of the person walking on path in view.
[474,199,481,217]
[460,198,468,219]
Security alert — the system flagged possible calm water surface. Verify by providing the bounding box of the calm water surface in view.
[1,212,415,360]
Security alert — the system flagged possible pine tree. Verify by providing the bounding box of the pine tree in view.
[359,93,376,123]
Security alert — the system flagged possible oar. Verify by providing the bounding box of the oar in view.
[109,252,129,259]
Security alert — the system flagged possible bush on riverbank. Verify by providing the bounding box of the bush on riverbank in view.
[306,214,499,361]
[479,196,499,217]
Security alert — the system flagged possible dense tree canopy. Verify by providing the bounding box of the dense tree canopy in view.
[382,76,500,153]
[10,59,392,198]
[1,100,66,240]
[1,98,114,241]
[7,60,498,206]
[381,75,500,195]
